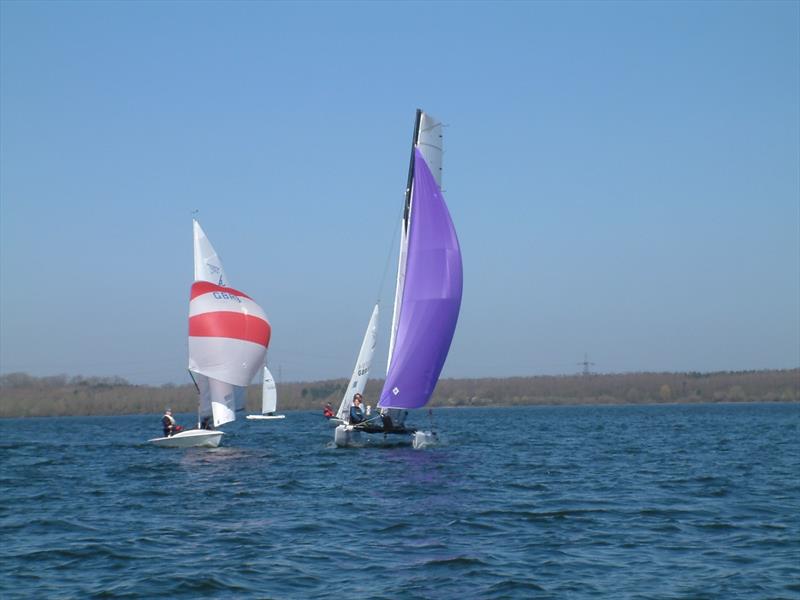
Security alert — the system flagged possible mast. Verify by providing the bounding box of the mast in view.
[387,109,423,370]
[402,109,423,233]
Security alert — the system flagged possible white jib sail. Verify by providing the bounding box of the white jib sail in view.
[194,373,245,428]
[193,219,229,286]
[337,304,380,420]
[261,366,277,414]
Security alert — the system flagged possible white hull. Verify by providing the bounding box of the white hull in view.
[334,424,364,447]
[148,429,224,448]
[333,424,437,449]
[412,430,437,449]
[246,414,285,420]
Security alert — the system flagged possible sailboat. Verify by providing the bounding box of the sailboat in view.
[149,220,271,448]
[246,366,285,420]
[329,304,380,426]
[334,109,463,448]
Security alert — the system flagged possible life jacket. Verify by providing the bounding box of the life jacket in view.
[349,405,364,424]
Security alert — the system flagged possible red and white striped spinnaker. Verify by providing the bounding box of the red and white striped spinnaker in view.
[188,221,271,427]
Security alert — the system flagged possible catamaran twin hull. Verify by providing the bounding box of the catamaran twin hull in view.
[333,424,436,449]
[148,429,224,448]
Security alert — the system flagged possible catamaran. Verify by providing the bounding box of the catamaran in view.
[149,220,271,448]
[246,366,285,420]
[334,109,463,448]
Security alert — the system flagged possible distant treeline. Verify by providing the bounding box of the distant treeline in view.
[1,369,797,418]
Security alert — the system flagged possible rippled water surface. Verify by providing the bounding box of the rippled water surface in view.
[1,403,799,599]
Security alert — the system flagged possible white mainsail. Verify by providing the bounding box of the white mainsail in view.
[386,225,407,371]
[417,112,443,189]
[261,366,277,414]
[193,219,228,286]
[337,304,380,421]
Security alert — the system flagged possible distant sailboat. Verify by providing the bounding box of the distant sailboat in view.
[246,366,285,420]
[149,220,271,448]
[334,109,462,448]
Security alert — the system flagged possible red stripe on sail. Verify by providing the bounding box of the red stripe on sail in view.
[189,312,271,347]
[190,281,253,301]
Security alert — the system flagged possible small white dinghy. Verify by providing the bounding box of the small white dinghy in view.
[246,366,285,420]
[148,429,224,448]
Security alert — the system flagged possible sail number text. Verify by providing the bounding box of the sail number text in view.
[212,291,242,303]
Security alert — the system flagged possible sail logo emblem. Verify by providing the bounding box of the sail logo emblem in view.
[392,387,400,395]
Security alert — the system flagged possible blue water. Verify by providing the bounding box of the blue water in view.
[1,403,799,599]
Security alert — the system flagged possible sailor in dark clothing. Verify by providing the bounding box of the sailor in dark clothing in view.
[380,408,408,431]
[381,410,393,431]
[162,409,177,436]
[348,394,365,425]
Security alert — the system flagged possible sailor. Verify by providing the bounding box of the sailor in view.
[162,409,178,437]
[380,408,408,431]
[380,407,393,430]
[349,394,365,425]
[323,403,334,419]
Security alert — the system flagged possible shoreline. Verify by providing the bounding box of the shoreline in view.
[1,368,797,418]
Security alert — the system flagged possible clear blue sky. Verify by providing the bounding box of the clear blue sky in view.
[1,1,798,384]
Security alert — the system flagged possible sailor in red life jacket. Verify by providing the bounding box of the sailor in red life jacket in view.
[161,409,183,437]
[323,403,334,419]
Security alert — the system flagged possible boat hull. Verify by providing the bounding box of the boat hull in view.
[412,430,437,449]
[333,424,436,449]
[334,424,364,447]
[246,414,286,420]
[148,429,223,448]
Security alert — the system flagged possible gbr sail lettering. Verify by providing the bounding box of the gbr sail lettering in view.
[212,291,242,303]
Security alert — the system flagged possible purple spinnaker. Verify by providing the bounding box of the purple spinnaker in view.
[379,148,463,410]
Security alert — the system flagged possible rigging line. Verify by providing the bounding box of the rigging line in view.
[375,198,405,304]
[187,369,200,394]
